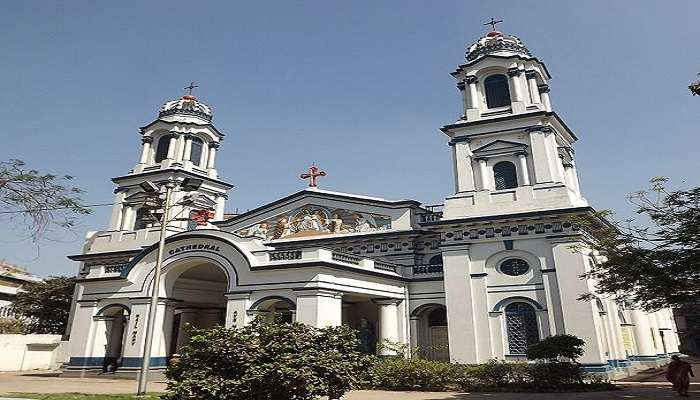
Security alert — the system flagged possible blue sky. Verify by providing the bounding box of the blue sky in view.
[1,1,698,277]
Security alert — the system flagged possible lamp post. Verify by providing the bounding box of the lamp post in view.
[136,178,203,395]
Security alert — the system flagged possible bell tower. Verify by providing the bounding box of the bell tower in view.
[107,86,233,232]
[441,24,587,220]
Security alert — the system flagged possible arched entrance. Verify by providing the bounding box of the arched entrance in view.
[413,304,450,361]
[96,304,129,372]
[250,296,296,323]
[166,261,228,355]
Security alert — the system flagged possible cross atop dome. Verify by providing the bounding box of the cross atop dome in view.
[183,81,199,100]
[483,17,503,32]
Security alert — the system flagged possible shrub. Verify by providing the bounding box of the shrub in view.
[526,334,585,362]
[164,317,371,400]
[0,317,28,334]
[367,357,461,391]
[364,357,611,393]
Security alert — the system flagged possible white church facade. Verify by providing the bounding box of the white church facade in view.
[64,29,680,378]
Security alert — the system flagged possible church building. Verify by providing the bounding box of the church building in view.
[64,28,680,379]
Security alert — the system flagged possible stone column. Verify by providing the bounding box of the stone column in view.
[166,133,178,160]
[457,81,467,118]
[508,68,524,102]
[183,134,193,162]
[66,301,99,368]
[120,205,134,230]
[476,158,490,190]
[375,299,402,355]
[526,126,555,184]
[465,75,480,119]
[630,309,657,358]
[452,141,476,192]
[507,67,526,113]
[538,84,552,111]
[550,240,607,364]
[296,289,343,328]
[516,152,531,186]
[225,293,250,328]
[443,244,478,363]
[525,70,541,104]
[648,313,664,355]
[215,195,226,221]
[409,316,420,357]
[109,189,127,230]
[207,142,219,169]
[175,134,186,162]
[139,136,153,164]
[175,309,198,351]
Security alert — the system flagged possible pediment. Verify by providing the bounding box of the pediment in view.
[217,188,420,240]
[472,140,527,157]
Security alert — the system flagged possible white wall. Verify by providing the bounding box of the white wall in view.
[0,334,68,371]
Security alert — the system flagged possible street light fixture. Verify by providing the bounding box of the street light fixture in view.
[136,178,202,395]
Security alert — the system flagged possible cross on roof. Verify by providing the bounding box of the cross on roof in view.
[184,81,199,96]
[299,165,327,188]
[484,17,503,32]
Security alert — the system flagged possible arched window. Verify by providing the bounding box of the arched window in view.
[484,74,511,108]
[189,137,204,166]
[154,135,171,163]
[500,258,530,276]
[493,161,518,190]
[505,302,539,354]
[428,255,442,265]
[133,208,150,230]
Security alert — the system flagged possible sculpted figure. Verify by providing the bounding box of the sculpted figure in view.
[274,217,291,238]
[329,213,345,234]
[353,214,372,233]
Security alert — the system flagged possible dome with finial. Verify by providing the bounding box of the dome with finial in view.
[465,30,531,62]
[158,94,213,122]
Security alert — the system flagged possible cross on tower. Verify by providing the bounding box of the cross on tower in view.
[184,81,199,96]
[484,17,503,32]
[299,165,327,188]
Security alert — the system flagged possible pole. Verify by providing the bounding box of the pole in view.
[137,184,174,395]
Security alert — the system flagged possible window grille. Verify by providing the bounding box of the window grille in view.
[505,302,539,354]
[500,258,529,276]
[493,161,518,190]
[484,74,511,108]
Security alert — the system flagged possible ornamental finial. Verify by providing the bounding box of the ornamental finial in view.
[183,81,199,100]
[299,164,327,188]
[483,17,503,32]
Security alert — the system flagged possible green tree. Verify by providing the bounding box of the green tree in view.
[690,73,700,96]
[526,334,585,363]
[12,276,76,334]
[165,317,372,400]
[0,159,90,241]
[578,178,700,310]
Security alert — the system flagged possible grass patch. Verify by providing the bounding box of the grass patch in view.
[7,394,163,400]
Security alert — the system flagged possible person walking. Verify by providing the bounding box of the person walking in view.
[666,355,695,396]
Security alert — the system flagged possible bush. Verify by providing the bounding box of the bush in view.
[164,317,371,400]
[363,357,613,392]
[0,317,28,334]
[367,357,461,391]
[526,334,585,362]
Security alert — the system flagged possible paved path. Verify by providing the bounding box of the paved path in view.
[0,372,697,399]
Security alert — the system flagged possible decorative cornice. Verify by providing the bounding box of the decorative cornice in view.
[209,142,221,149]
[184,133,195,140]
[466,38,531,62]
[456,82,466,91]
[525,70,539,79]
[507,67,523,77]
[538,84,550,94]
[474,156,489,162]
[141,136,154,144]
[465,75,478,85]
[524,125,553,133]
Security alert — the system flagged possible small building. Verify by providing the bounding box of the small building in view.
[0,260,43,316]
[64,28,680,379]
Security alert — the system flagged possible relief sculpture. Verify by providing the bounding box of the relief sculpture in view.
[236,205,391,240]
